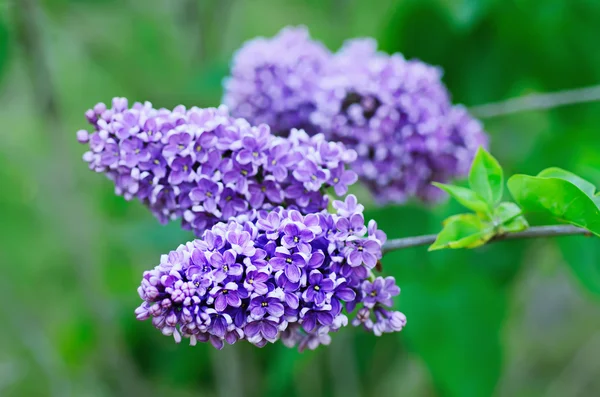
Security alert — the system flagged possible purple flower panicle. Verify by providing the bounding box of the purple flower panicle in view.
[78,98,357,235]
[223,26,330,136]
[311,38,488,204]
[135,195,405,350]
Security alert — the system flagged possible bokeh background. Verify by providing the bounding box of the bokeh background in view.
[1,0,600,396]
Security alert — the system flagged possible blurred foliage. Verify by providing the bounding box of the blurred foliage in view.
[1,0,600,396]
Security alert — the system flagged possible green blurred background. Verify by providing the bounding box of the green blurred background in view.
[1,0,600,396]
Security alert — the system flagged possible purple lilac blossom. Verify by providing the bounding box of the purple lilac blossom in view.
[78,98,357,236]
[135,194,405,350]
[311,38,489,204]
[223,26,330,136]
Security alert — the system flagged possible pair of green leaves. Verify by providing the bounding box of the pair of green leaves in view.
[430,147,528,251]
[508,168,600,236]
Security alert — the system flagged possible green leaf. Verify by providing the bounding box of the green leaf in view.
[500,216,529,233]
[492,202,529,233]
[492,202,521,224]
[429,214,494,251]
[468,147,504,209]
[507,174,600,236]
[432,182,490,214]
[538,167,600,205]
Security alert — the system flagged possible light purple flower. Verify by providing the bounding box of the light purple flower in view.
[361,276,400,308]
[292,160,330,191]
[168,156,194,185]
[120,137,150,167]
[347,239,381,268]
[335,213,367,239]
[163,132,192,159]
[237,135,268,165]
[226,230,256,257]
[332,195,364,218]
[330,164,358,196]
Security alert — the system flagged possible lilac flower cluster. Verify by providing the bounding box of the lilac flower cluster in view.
[312,39,488,204]
[135,195,405,350]
[223,28,488,204]
[77,98,357,235]
[223,26,330,136]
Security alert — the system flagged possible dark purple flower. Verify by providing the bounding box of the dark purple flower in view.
[243,247,269,269]
[212,282,244,312]
[222,160,255,193]
[281,222,314,251]
[248,179,284,208]
[245,319,280,344]
[243,267,270,295]
[133,189,401,349]
[207,309,233,338]
[300,307,334,333]
[303,270,335,306]
[306,251,325,270]
[270,247,306,282]
[249,292,285,319]
[190,178,221,213]
[139,144,168,178]
[333,281,356,302]
[219,188,248,220]
[209,249,243,282]
[275,273,301,310]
